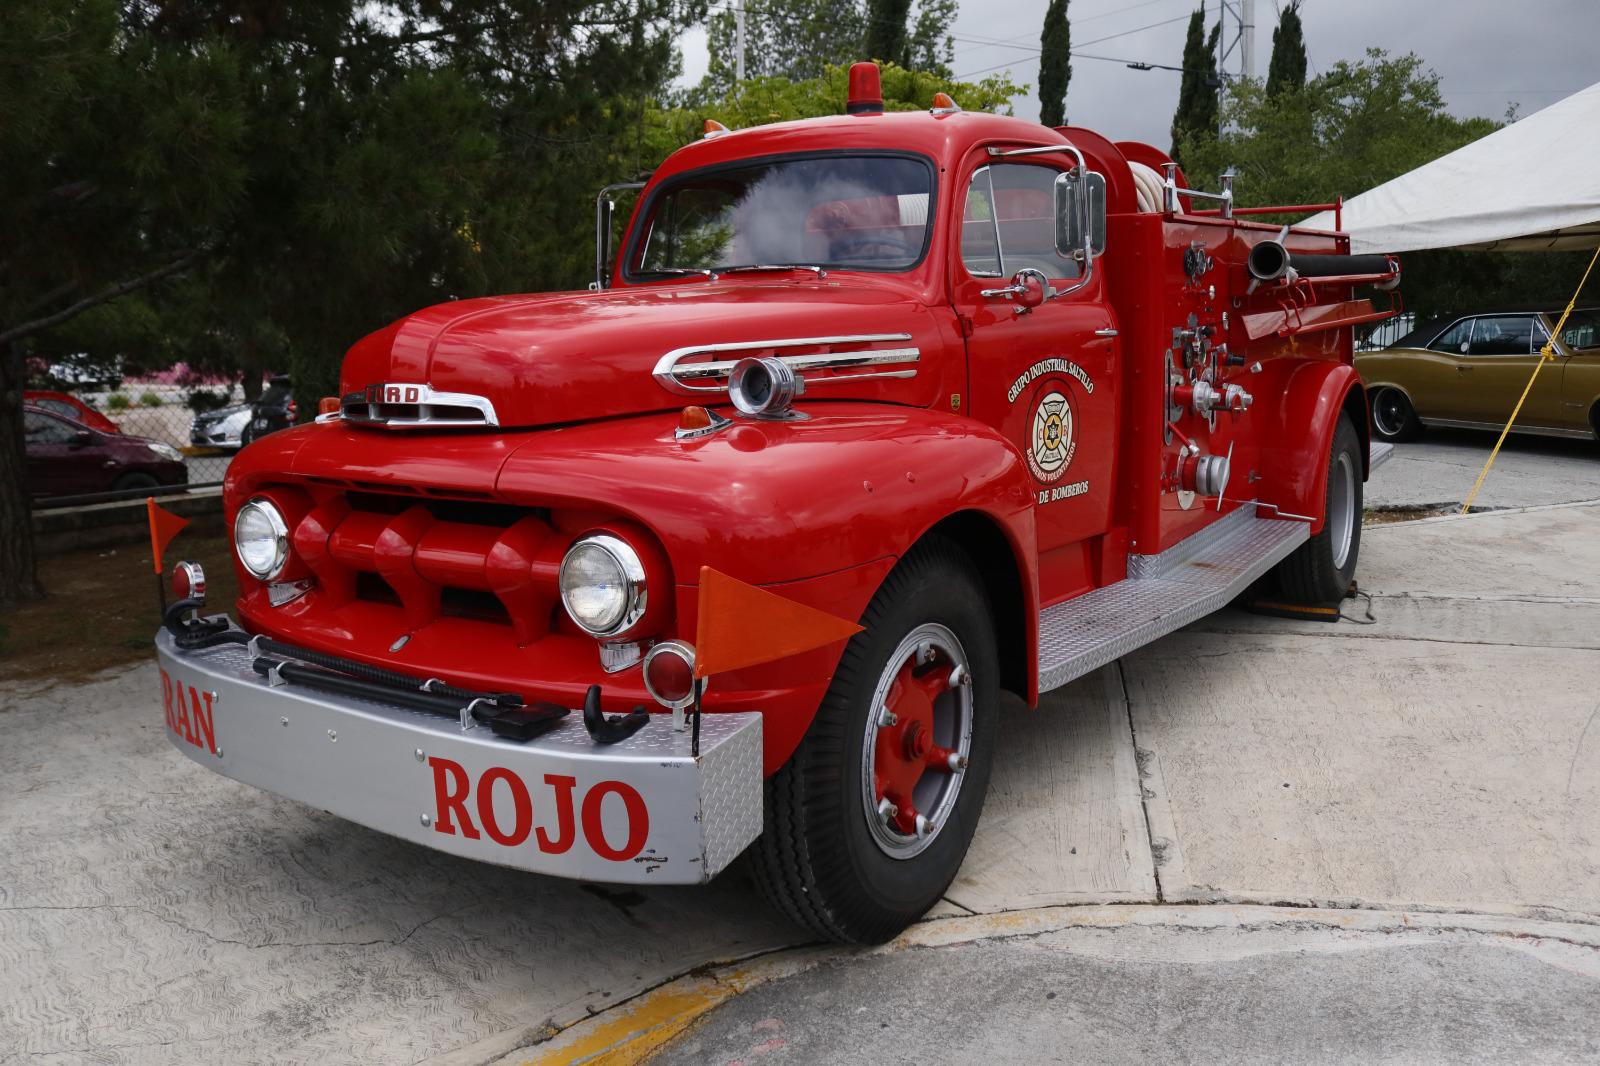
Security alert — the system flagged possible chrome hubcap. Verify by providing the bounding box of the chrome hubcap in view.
[860,623,973,859]
[1330,451,1356,570]
[1373,390,1406,437]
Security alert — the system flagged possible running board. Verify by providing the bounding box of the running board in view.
[1037,506,1309,693]
[1370,441,1394,470]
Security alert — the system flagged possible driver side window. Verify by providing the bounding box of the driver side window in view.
[960,164,1080,282]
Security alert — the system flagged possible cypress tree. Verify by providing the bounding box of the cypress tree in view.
[1038,0,1072,128]
[1170,8,1221,168]
[1266,0,1308,97]
[865,0,915,65]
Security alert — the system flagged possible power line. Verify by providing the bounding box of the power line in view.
[948,11,1194,62]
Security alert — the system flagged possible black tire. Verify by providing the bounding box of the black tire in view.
[1369,386,1421,442]
[1278,414,1363,604]
[749,538,1000,944]
[113,471,160,492]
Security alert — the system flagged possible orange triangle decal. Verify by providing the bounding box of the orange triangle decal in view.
[147,497,189,575]
[693,566,864,680]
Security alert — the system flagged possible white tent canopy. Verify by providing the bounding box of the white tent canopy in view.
[1303,81,1600,254]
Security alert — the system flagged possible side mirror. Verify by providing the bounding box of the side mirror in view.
[70,430,93,447]
[1053,169,1107,262]
[592,181,647,291]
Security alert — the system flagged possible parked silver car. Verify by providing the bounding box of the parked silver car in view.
[189,403,251,450]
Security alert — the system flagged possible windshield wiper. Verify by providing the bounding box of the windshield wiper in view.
[649,267,720,280]
[718,264,829,279]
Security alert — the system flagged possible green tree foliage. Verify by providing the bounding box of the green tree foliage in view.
[0,0,700,599]
[660,61,1020,152]
[1181,49,1586,318]
[1038,0,1071,128]
[1170,8,1221,168]
[702,0,957,92]
[1266,0,1307,98]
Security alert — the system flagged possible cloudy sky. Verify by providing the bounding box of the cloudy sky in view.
[677,0,1600,148]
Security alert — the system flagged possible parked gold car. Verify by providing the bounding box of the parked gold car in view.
[1355,308,1600,442]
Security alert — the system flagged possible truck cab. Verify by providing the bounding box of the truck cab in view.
[156,63,1398,944]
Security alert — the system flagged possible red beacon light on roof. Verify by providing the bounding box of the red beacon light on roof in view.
[846,62,884,115]
[930,92,960,115]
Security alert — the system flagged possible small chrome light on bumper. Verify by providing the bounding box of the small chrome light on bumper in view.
[643,640,698,710]
[171,560,206,604]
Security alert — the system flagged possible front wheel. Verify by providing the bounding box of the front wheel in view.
[749,539,1000,944]
[1277,414,1363,604]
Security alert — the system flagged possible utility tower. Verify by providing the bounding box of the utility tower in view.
[735,1,747,82]
[1216,0,1255,81]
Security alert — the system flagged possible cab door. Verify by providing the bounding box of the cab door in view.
[951,157,1118,559]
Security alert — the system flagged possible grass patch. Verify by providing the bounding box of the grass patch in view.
[0,531,240,687]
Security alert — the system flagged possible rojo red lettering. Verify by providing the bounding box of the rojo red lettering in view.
[404,386,420,403]
[428,756,480,839]
[477,767,532,847]
[188,685,217,755]
[537,774,578,854]
[385,385,401,403]
[160,669,176,733]
[580,780,649,862]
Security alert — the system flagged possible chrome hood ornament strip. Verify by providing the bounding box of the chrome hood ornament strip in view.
[340,383,499,429]
[653,333,920,397]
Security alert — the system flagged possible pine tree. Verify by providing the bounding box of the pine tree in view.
[1266,0,1308,98]
[1038,0,1072,128]
[1170,8,1222,168]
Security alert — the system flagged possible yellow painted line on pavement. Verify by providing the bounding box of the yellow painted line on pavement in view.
[523,970,752,1066]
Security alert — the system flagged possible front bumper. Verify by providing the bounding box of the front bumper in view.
[155,629,763,884]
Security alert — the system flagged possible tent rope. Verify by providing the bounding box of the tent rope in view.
[1460,244,1600,514]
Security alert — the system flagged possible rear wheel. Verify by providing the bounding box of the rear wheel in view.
[1370,387,1421,442]
[1277,415,1362,604]
[750,539,999,944]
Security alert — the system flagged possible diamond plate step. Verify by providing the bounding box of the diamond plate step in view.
[1038,507,1309,693]
[1370,440,1394,471]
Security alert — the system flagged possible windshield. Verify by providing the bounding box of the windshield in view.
[628,155,934,277]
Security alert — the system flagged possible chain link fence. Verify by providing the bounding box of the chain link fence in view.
[24,376,284,510]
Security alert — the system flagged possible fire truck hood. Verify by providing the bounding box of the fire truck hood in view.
[339,279,944,429]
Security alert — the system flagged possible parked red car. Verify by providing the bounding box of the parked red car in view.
[24,404,188,498]
[24,390,121,434]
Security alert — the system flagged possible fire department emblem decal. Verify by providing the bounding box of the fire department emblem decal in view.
[1027,389,1076,483]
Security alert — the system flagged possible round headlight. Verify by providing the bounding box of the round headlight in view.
[559,534,647,637]
[234,498,289,580]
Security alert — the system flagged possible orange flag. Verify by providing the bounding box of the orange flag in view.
[146,497,189,576]
[694,566,864,680]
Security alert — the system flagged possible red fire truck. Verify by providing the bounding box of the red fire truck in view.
[156,64,1398,944]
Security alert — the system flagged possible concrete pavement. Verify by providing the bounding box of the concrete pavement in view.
[2,499,1597,1064]
[649,906,1600,1066]
[1364,425,1600,511]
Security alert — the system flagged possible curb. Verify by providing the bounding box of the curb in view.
[501,903,1600,1065]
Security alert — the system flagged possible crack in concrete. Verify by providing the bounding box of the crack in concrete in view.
[1115,660,1164,904]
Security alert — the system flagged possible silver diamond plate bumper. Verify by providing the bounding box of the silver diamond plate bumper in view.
[154,630,763,884]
